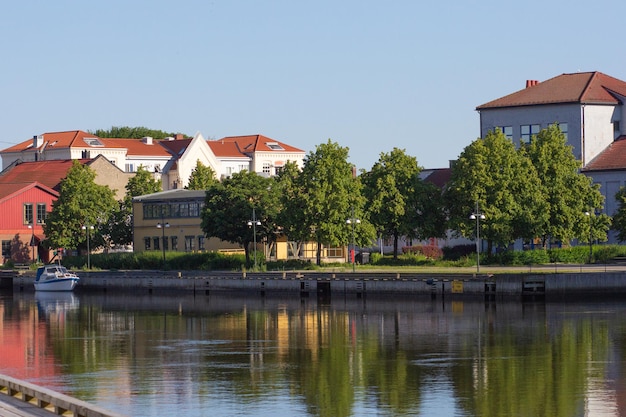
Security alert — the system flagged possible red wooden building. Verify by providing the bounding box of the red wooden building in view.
[0,182,58,264]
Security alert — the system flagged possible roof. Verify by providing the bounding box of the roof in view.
[582,136,626,172]
[215,135,305,154]
[1,130,171,157]
[0,160,88,190]
[421,168,452,189]
[132,189,207,202]
[208,140,249,158]
[159,138,192,156]
[0,181,59,202]
[476,72,626,110]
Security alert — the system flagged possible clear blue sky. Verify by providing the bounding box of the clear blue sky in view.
[2,0,625,171]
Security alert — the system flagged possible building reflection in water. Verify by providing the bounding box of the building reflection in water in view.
[2,291,626,417]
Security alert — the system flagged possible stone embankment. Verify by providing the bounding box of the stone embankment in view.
[5,268,626,298]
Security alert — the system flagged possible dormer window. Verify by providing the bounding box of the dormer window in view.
[266,142,284,150]
[83,138,104,147]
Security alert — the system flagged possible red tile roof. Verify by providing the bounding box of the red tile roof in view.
[159,138,191,156]
[2,130,95,152]
[216,135,304,153]
[582,136,626,172]
[476,72,626,109]
[208,140,248,158]
[103,138,171,157]
[0,160,88,190]
[1,130,171,157]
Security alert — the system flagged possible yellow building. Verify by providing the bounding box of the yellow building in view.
[132,189,347,264]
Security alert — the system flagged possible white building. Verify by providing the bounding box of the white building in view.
[476,71,626,243]
[1,131,306,190]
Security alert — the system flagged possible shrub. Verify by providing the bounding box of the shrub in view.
[402,245,443,260]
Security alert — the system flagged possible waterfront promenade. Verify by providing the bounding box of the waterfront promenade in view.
[5,263,626,298]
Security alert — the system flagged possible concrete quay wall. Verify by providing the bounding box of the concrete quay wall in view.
[7,270,626,297]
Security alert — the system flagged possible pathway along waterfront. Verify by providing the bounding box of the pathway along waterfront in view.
[5,265,626,298]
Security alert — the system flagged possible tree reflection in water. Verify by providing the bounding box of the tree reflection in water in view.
[0,291,623,417]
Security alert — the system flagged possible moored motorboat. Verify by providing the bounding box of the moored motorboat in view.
[34,265,79,291]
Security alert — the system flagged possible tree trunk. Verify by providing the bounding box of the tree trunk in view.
[393,234,399,259]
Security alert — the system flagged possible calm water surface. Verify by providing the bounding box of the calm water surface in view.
[1,289,626,417]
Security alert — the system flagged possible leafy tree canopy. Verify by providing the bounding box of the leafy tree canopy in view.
[186,160,218,190]
[200,171,280,266]
[44,161,117,251]
[89,126,187,139]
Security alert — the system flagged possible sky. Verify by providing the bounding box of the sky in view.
[2,0,626,172]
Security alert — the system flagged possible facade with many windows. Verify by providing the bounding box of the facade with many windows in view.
[132,190,243,256]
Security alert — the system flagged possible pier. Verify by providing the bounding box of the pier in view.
[0,374,126,417]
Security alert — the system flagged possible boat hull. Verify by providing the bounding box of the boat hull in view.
[34,278,79,292]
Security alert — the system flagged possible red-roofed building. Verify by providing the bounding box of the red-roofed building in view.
[1,131,306,191]
[477,71,626,244]
[0,182,58,264]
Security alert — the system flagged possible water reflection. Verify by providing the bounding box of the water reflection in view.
[1,290,626,417]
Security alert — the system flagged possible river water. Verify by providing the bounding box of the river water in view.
[1,289,625,417]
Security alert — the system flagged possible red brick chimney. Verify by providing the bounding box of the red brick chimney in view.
[525,80,539,88]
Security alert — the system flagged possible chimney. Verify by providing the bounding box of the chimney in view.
[175,133,184,140]
[141,136,153,145]
[525,80,539,88]
[33,134,44,148]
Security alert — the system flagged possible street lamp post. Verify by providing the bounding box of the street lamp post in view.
[469,201,485,274]
[82,224,94,269]
[156,210,170,269]
[346,208,360,273]
[247,208,261,270]
[28,223,35,263]
[585,211,593,264]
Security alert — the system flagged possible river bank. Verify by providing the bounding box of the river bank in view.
[5,266,626,299]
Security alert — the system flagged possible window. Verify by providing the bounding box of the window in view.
[2,240,10,258]
[327,246,344,258]
[144,237,151,250]
[185,236,195,251]
[262,162,272,174]
[83,138,104,147]
[125,163,135,173]
[266,142,284,150]
[153,237,160,250]
[498,126,513,140]
[23,203,33,224]
[171,236,178,251]
[198,236,205,251]
[521,124,541,144]
[189,202,199,217]
[558,122,568,140]
[36,203,46,224]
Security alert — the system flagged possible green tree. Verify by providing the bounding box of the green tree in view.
[201,171,279,267]
[275,161,308,257]
[106,166,162,246]
[44,161,117,251]
[296,140,375,265]
[186,160,218,190]
[612,187,626,242]
[445,129,547,252]
[361,148,445,259]
[89,126,185,139]
[525,124,609,246]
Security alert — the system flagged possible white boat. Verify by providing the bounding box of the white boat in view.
[34,265,79,291]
